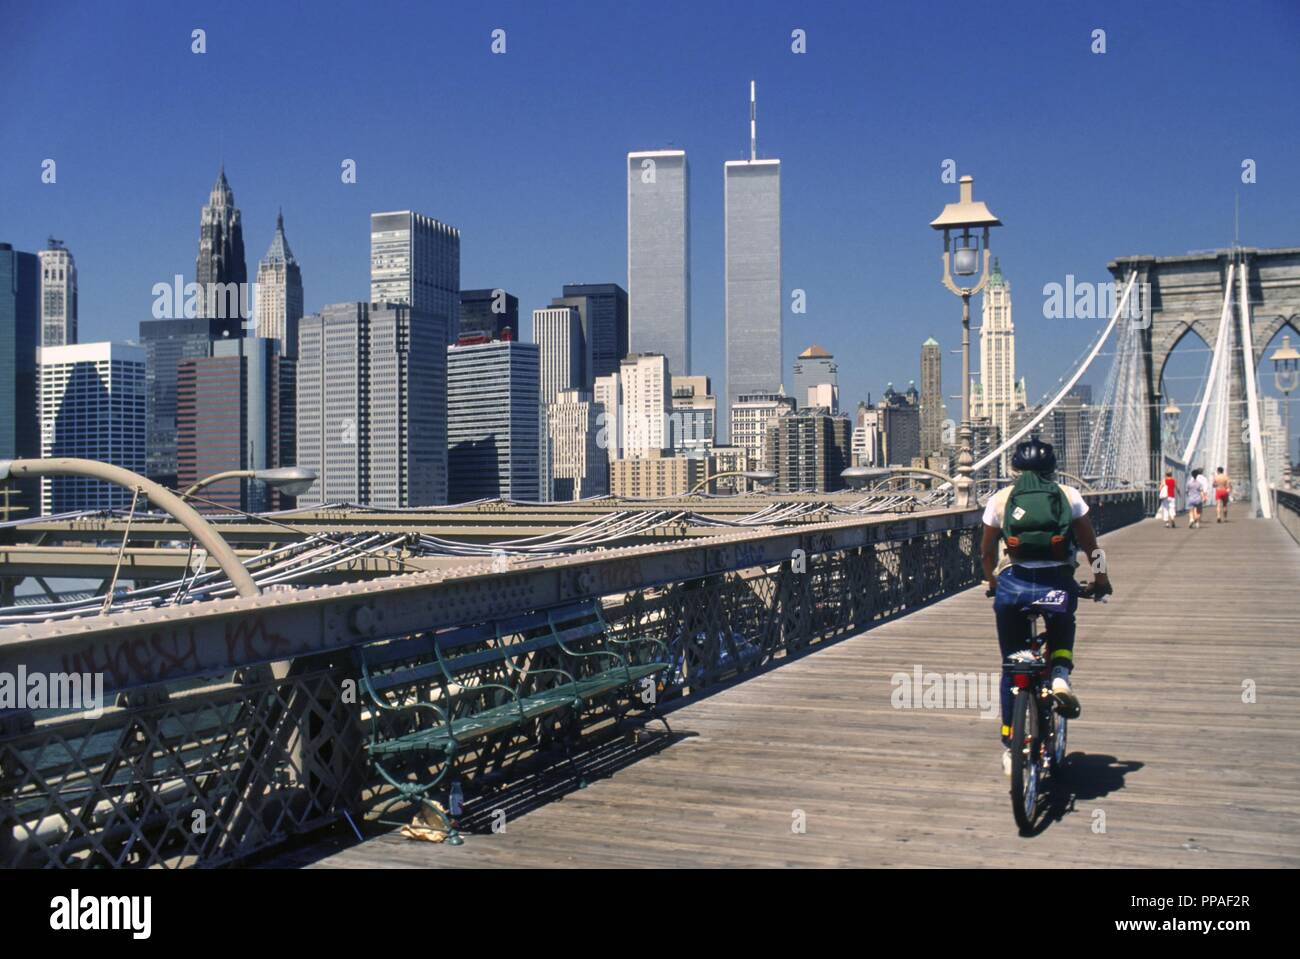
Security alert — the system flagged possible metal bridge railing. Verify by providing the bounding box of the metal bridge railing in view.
[1275,487,1300,547]
[0,491,1145,868]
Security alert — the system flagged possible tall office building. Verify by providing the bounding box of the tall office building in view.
[195,167,248,321]
[37,343,146,514]
[764,409,851,493]
[973,259,1027,471]
[730,390,796,475]
[139,316,243,487]
[852,402,883,467]
[1261,396,1288,487]
[254,211,303,358]
[460,289,518,343]
[546,390,607,501]
[725,84,782,430]
[627,150,690,375]
[792,344,837,412]
[1047,387,1093,478]
[447,340,540,502]
[534,306,584,405]
[38,238,77,347]
[177,337,295,513]
[619,353,672,458]
[297,302,447,507]
[878,383,922,466]
[593,372,622,463]
[920,337,944,457]
[670,374,716,452]
[370,211,460,345]
[535,305,584,503]
[0,244,40,516]
[550,283,628,386]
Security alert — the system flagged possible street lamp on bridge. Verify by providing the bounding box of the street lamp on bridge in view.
[687,469,777,496]
[930,175,1002,508]
[1269,333,1300,487]
[181,466,318,503]
[0,457,259,597]
[1162,398,1182,455]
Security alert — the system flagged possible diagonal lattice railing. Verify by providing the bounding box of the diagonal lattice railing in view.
[0,492,1145,868]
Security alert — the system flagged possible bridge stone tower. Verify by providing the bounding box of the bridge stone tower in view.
[1108,247,1300,496]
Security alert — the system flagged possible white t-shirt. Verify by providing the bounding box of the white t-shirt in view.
[982,482,1089,569]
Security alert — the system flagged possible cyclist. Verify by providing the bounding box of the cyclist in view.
[980,438,1112,776]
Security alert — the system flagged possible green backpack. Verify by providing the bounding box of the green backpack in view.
[1001,472,1073,562]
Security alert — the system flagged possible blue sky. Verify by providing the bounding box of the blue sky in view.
[3,0,1299,447]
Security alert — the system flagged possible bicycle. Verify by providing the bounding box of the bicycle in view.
[988,580,1106,834]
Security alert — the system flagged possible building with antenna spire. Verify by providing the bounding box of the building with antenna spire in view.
[255,210,303,357]
[724,80,782,441]
[38,237,77,347]
[973,257,1027,472]
[195,166,248,321]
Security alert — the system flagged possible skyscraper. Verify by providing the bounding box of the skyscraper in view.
[296,302,447,507]
[974,258,1025,471]
[195,167,248,321]
[546,389,607,501]
[920,337,944,457]
[730,390,796,477]
[254,211,303,357]
[534,306,584,405]
[765,409,851,493]
[38,343,146,514]
[627,150,690,375]
[370,211,460,345]
[725,83,782,431]
[38,238,77,347]
[792,344,837,412]
[459,288,518,343]
[878,383,921,466]
[0,244,40,514]
[535,305,585,502]
[670,374,716,452]
[593,372,622,464]
[1047,387,1093,479]
[852,402,883,467]
[177,337,295,513]
[550,283,628,386]
[619,353,672,458]
[446,340,540,502]
[139,316,242,487]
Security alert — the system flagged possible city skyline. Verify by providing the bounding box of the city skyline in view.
[6,1,1298,448]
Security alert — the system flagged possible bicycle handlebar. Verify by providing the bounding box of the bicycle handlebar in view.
[984,580,1112,602]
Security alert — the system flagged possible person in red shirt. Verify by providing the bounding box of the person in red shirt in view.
[1160,470,1177,528]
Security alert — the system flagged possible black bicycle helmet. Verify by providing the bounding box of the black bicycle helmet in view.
[1011,437,1057,473]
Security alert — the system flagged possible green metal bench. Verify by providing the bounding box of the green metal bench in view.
[354,600,669,843]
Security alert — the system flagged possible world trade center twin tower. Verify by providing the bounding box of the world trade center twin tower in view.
[626,83,782,437]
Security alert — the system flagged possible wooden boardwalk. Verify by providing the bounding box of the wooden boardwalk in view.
[289,514,1300,868]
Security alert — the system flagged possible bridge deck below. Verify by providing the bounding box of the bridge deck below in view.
[288,514,1300,868]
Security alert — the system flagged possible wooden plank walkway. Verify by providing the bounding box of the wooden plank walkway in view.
[290,514,1300,868]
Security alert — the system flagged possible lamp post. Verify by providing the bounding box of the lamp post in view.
[182,466,317,503]
[930,175,1002,508]
[687,469,778,496]
[842,465,955,491]
[1162,398,1182,457]
[0,457,259,597]
[1270,332,1300,487]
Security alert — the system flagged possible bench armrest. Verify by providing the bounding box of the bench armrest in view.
[508,665,580,691]
[604,632,671,664]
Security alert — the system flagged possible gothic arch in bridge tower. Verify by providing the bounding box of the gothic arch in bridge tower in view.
[1108,247,1300,495]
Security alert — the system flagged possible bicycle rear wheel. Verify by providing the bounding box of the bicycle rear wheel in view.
[1009,686,1042,833]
